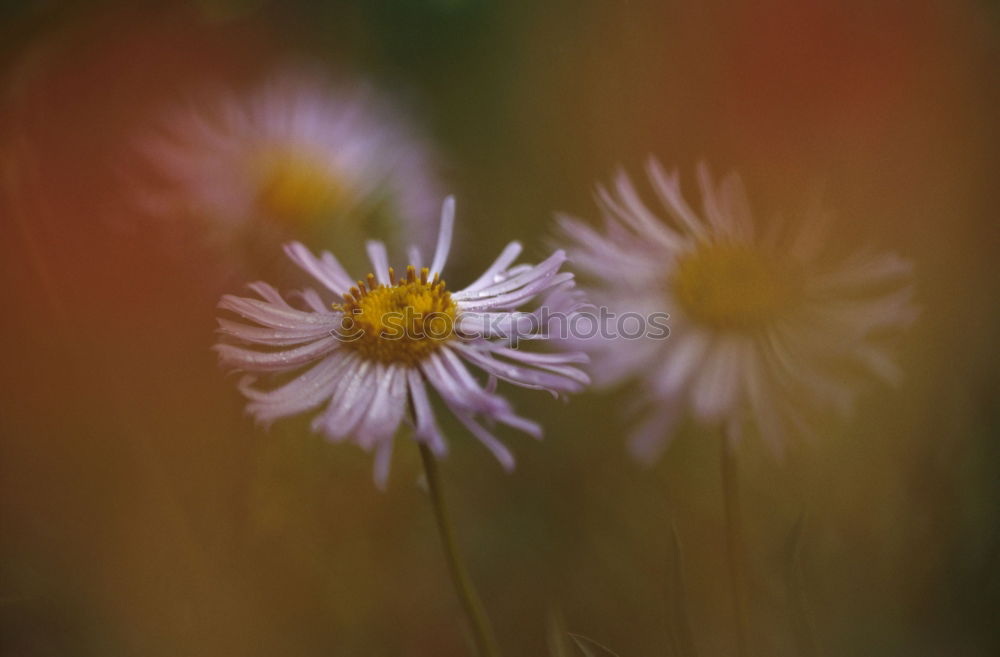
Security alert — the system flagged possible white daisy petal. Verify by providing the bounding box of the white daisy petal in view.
[218,293,343,330]
[407,368,447,456]
[354,364,408,450]
[284,242,354,295]
[645,157,707,238]
[429,195,455,276]
[365,240,391,285]
[214,336,340,372]
[652,330,710,396]
[316,360,379,441]
[243,352,355,424]
[461,241,523,293]
[407,245,423,270]
[453,250,567,301]
[216,317,335,346]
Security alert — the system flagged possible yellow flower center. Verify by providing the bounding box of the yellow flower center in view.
[255,146,348,224]
[671,242,801,330]
[335,266,458,366]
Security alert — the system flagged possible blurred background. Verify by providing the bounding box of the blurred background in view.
[1,0,998,655]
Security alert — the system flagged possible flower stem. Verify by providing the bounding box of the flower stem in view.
[721,430,751,657]
[418,442,502,657]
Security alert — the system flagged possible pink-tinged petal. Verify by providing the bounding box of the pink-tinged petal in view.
[585,336,662,389]
[811,251,914,291]
[557,214,645,268]
[457,342,590,391]
[240,351,356,404]
[495,411,542,440]
[423,349,511,417]
[353,364,407,451]
[558,225,664,281]
[407,368,447,456]
[652,331,709,396]
[456,271,574,312]
[453,250,567,301]
[365,240,391,285]
[284,242,354,295]
[499,352,590,387]
[481,344,589,366]
[645,157,707,239]
[429,196,455,276]
[407,245,423,269]
[453,344,585,396]
[332,363,384,441]
[494,263,534,280]
[214,336,340,372]
[217,317,335,346]
[320,251,357,288]
[242,352,355,424]
[607,168,684,248]
[460,241,523,293]
[311,359,376,440]
[443,404,516,472]
[802,287,918,337]
[437,347,516,407]
[288,288,331,313]
[219,294,342,330]
[247,281,294,308]
[760,325,856,417]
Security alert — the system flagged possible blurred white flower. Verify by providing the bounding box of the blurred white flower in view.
[216,197,589,487]
[136,70,441,253]
[558,160,918,462]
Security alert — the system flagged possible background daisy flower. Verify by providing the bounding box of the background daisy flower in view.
[136,68,442,265]
[215,197,589,488]
[558,160,918,462]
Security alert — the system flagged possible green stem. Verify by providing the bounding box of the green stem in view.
[785,515,819,657]
[721,429,751,657]
[419,442,502,657]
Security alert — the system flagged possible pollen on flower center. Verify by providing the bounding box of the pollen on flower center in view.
[335,265,458,365]
[671,242,801,330]
[255,146,347,224]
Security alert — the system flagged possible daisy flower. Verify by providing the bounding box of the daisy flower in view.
[558,160,917,461]
[137,70,441,254]
[216,197,589,487]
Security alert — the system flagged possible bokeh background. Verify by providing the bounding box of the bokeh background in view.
[2,1,998,655]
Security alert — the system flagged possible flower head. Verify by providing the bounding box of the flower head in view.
[216,197,589,487]
[558,160,917,461]
[137,70,441,254]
